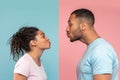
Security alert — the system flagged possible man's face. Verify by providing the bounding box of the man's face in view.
[66,14,83,42]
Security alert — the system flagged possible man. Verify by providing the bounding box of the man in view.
[66,8,119,80]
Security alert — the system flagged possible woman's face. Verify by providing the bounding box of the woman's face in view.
[34,30,51,50]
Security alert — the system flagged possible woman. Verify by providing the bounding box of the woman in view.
[9,26,51,80]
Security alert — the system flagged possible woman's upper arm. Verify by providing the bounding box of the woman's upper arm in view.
[14,73,27,80]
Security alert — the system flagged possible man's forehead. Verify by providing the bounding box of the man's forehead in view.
[68,14,78,23]
[70,14,77,18]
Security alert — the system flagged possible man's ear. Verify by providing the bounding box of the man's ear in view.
[79,22,86,31]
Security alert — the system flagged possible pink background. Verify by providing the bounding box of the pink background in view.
[59,0,120,80]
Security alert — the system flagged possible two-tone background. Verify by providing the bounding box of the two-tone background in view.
[0,0,120,80]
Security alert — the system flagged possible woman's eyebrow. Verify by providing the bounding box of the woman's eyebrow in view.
[40,32,45,36]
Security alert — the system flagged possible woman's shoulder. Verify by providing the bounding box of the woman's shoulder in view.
[14,54,32,77]
[15,53,31,66]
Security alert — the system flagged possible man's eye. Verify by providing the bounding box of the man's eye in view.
[69,23,72,27]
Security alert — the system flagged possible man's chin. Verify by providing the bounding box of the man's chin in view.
[70,39,75,42]
[70,38,79,42]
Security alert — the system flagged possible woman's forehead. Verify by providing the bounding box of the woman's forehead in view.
[37,30,44,35]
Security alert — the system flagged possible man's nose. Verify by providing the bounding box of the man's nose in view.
[66,26,69,32]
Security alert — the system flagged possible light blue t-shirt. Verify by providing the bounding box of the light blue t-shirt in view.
[77,38,119,80]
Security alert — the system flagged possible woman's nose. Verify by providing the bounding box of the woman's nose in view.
[46,36,49,40]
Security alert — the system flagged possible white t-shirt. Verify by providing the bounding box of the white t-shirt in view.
[14,53,47,80]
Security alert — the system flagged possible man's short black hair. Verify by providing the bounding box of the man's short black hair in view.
[71,8,95,26]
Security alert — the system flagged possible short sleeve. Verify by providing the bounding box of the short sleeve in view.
[91,46,113,75]
[14,59,31,77]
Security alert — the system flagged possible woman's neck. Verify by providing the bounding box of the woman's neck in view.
[28,49,43,66]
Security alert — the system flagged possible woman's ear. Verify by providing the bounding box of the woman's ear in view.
[30,40,36,46]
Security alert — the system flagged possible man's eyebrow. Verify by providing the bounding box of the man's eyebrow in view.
[68,20,70,23]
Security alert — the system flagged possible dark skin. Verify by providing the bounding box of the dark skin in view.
[14,30,50,80]
[66,14,112,80]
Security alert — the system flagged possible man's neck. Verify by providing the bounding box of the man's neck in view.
[80,28,100,45]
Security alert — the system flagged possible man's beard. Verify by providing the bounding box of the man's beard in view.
[70,28,82,42]
[70,35,81,42]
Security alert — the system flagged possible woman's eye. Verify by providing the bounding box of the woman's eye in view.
[41,33,45,38]
[43,34,45,38]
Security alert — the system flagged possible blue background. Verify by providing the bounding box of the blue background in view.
[0,0,58,80]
